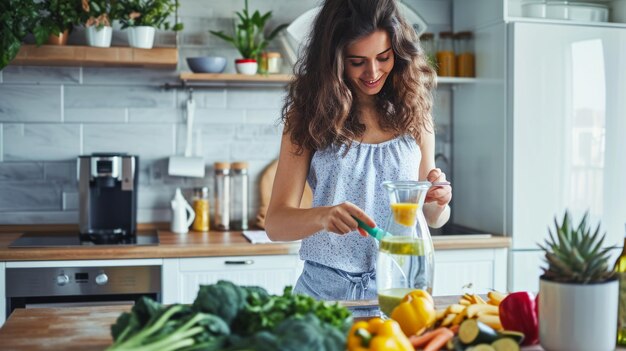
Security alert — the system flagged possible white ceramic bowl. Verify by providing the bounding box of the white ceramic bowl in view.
[546,2,608,22]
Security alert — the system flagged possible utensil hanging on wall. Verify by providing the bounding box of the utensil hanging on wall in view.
[168,89,205,178]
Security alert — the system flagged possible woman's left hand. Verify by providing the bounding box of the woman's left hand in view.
[425,168,452,207]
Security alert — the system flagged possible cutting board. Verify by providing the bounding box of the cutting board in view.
[256,159,312,228]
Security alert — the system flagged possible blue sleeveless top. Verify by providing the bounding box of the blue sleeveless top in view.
[301,135,422,273]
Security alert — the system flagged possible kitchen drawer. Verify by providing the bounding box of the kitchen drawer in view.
[164,255,304,304]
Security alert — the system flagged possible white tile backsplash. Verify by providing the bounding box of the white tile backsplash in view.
[0,182,62,211]
[83,124,175,161]
[226,89,285,109]
[65,86,177,109]
[0,162,44,181]
[129,108,182,123]
[1,66,80,84]
[4,124,80,161]
[65,108,127,123]
[0,86,62,122]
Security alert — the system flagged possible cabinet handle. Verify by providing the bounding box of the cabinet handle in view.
[224,260,254,265]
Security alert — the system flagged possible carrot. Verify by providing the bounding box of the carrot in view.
[423,328,454,351]
[449,324,460,334]
[409,327,449,348]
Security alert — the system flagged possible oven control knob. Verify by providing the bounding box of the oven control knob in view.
[95,273,108,286]
[56,274,69,286]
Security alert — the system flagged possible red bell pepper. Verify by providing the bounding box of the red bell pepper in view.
[498,291,539,345]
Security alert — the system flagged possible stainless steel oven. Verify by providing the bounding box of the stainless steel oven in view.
[6,265,161,318]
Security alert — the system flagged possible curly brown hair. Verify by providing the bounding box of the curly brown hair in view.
[282,0,436,155]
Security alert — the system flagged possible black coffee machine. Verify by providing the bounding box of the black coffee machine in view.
[78,153,139,238]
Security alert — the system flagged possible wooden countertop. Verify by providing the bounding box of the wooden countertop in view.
[0,224,511,261]
[0,299,548,351]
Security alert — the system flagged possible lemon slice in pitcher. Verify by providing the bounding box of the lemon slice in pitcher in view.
[390,202,419,226]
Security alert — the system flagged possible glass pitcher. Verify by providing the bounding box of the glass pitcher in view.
[376,181,435,317]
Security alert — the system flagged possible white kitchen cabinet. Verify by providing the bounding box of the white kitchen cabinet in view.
[433,248,508,296]
[162,255,304,304]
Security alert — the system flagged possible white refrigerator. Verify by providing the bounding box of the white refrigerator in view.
[452,21,626,292]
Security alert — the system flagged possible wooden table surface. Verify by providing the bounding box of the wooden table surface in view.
[0,224,511,261]
[0,297,552,351]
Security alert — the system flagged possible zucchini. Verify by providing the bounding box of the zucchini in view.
[498,330,524,344]
[492,338,520,351]
[447,337,465,351]
[459,319,500,345]
[467,344,496,351]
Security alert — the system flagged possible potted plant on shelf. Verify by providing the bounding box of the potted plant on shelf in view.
[116,0,182,49]
[538,210,618,351]
[41,0,83,45]
[0,0,48,69]
[210,0,287,75]
[81,0,117,48]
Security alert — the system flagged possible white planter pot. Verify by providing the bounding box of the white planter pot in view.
[85,26,112,48]
[235,59,258,75]
[539,278,618,351]
[127,26,156,49]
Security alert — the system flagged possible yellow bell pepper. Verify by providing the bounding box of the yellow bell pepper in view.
[347,317,414,351]
[390,289,436,336]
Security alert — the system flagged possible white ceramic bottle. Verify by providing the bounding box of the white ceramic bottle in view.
[170,188,195,234]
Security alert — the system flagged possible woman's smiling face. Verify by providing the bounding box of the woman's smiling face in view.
[344,30,395,98]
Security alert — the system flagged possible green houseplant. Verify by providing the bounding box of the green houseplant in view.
[210,0,287,75]
[81,0,118,47]
[0,0,48,69]
[538,211,618,351]
[41,0,83,45]
[116,0,182,49]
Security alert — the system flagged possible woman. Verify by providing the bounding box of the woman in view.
[265,0,452,301]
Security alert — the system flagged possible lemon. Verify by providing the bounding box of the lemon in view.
[390,202,419,226]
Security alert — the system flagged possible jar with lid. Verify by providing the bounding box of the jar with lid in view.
[213,162,230,231]
[419,33,436,70]
[266,52,282,74]
[436,32,455,77]
[454,31,475,77]
[259,52,269,74]
[230,161,249,230]
[191,187,210,232]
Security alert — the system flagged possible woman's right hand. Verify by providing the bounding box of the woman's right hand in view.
[321,201,376,236]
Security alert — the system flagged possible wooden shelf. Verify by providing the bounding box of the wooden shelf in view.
[437,77,477,84]
[180,72,292,84]
[12,45,178,69]
[177,73,475,87]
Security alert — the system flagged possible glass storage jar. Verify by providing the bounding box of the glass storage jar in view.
[191,187,210,232]
[213,162,230,231]
[230,161,249,230]
[436,32,456,77]
[455,31,475,77]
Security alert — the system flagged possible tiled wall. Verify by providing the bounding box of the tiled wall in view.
[0,0,453,225]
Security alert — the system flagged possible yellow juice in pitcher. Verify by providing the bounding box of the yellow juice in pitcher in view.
[390,203,420,227]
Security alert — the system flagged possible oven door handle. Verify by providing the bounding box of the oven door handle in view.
[224,260,254,265]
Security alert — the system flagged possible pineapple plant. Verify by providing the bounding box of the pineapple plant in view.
[538,210,617,284]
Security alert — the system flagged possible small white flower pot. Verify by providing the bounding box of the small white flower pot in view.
[127,26,156,49]
[235,59,258,75]
[85,26,113,48]
[539,278,618,351]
